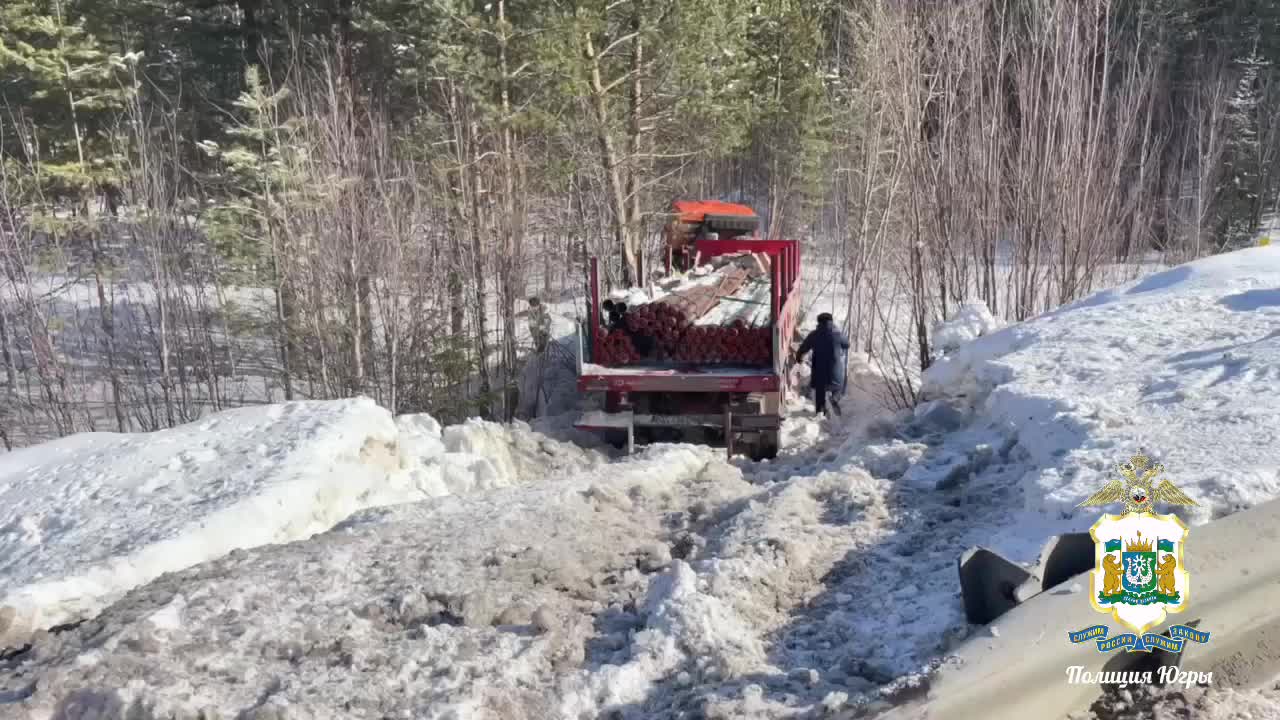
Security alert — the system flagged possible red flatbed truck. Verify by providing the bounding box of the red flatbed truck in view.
[574,236,804,460]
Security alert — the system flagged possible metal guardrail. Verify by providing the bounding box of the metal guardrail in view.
[877,496,1280,719]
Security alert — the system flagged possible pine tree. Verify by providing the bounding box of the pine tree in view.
[739,0,835,237]
[533,0,756,285]
[1220,46,1269,247]
[199,66,301,399]
[0,0,134,210]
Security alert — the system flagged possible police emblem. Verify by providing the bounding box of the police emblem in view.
[1067,454,1212,653]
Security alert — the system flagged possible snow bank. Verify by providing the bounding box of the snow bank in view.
[0,399,602,649]
[2,423,918,718]
[922,246,1280,522]
[3,446,752,719]
[929,301,1004,361]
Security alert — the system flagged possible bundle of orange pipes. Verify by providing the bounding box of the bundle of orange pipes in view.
[672,321,771,364]
[594,322,771,367]
[594,257,774,367]
[593,329,639,365]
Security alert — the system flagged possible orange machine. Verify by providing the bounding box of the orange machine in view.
[665,200,760,273]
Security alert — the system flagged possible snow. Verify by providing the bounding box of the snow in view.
[922,246,1280,524]
[930,301,1004,360]
[608,286,656,307]
[0,398,603,649]
[6,246,1280,718]
[4,445,758,719]
[1076,676,1280,720]
[603,265,729,309]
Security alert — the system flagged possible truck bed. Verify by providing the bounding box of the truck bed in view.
[579,240,801,396]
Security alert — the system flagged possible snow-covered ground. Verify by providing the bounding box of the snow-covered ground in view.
[0,398,604,649]
[923,246,1280,524]
[4,245,1280,719]
[3,445,729,718]
[1071,677,1280,720]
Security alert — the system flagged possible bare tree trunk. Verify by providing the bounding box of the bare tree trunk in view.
[0,303,15,389]
[469,153,492,418]
[90,232,128,432]
[273,261,296,401]
[624,2,646,281]
[238,0,265,71]
[349,250,365,395]
[582,30,639,286]
[497,0,522,419]
[543,232,552,296]
[448,221,466,337]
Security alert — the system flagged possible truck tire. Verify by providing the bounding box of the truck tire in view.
[752,431,780,461]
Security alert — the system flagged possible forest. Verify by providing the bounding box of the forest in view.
[1,0,1278,448]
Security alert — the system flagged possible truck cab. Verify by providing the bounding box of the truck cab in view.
[665,200,761,274]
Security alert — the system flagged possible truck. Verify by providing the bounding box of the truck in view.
[574,203,803,461]
[663,199,761,273]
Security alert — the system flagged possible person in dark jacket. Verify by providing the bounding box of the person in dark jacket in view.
[796,312,850,418]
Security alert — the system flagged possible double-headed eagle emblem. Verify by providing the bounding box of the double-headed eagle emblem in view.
[1077,453,1198,514]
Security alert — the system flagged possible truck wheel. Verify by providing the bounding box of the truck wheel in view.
[752,431,780,461]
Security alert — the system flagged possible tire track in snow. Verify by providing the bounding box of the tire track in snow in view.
[609,411,1044,718]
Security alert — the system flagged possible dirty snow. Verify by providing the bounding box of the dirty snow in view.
[1,447,760,718]
[1077,675,1280,720]
[0,398,602,649]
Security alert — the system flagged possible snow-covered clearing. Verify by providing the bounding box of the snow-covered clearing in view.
[3,245,1280,719]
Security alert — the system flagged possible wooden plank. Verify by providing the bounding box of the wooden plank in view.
[651,265,750,322]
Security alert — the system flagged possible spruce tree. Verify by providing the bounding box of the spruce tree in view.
[0,0,134,211]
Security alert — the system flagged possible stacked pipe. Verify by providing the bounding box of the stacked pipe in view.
[622,302,683,355]
[619,265,748,358]
[593,259,780,367]
[593,329,638,366]
[673,321,772,365]
[638,267,750,324]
